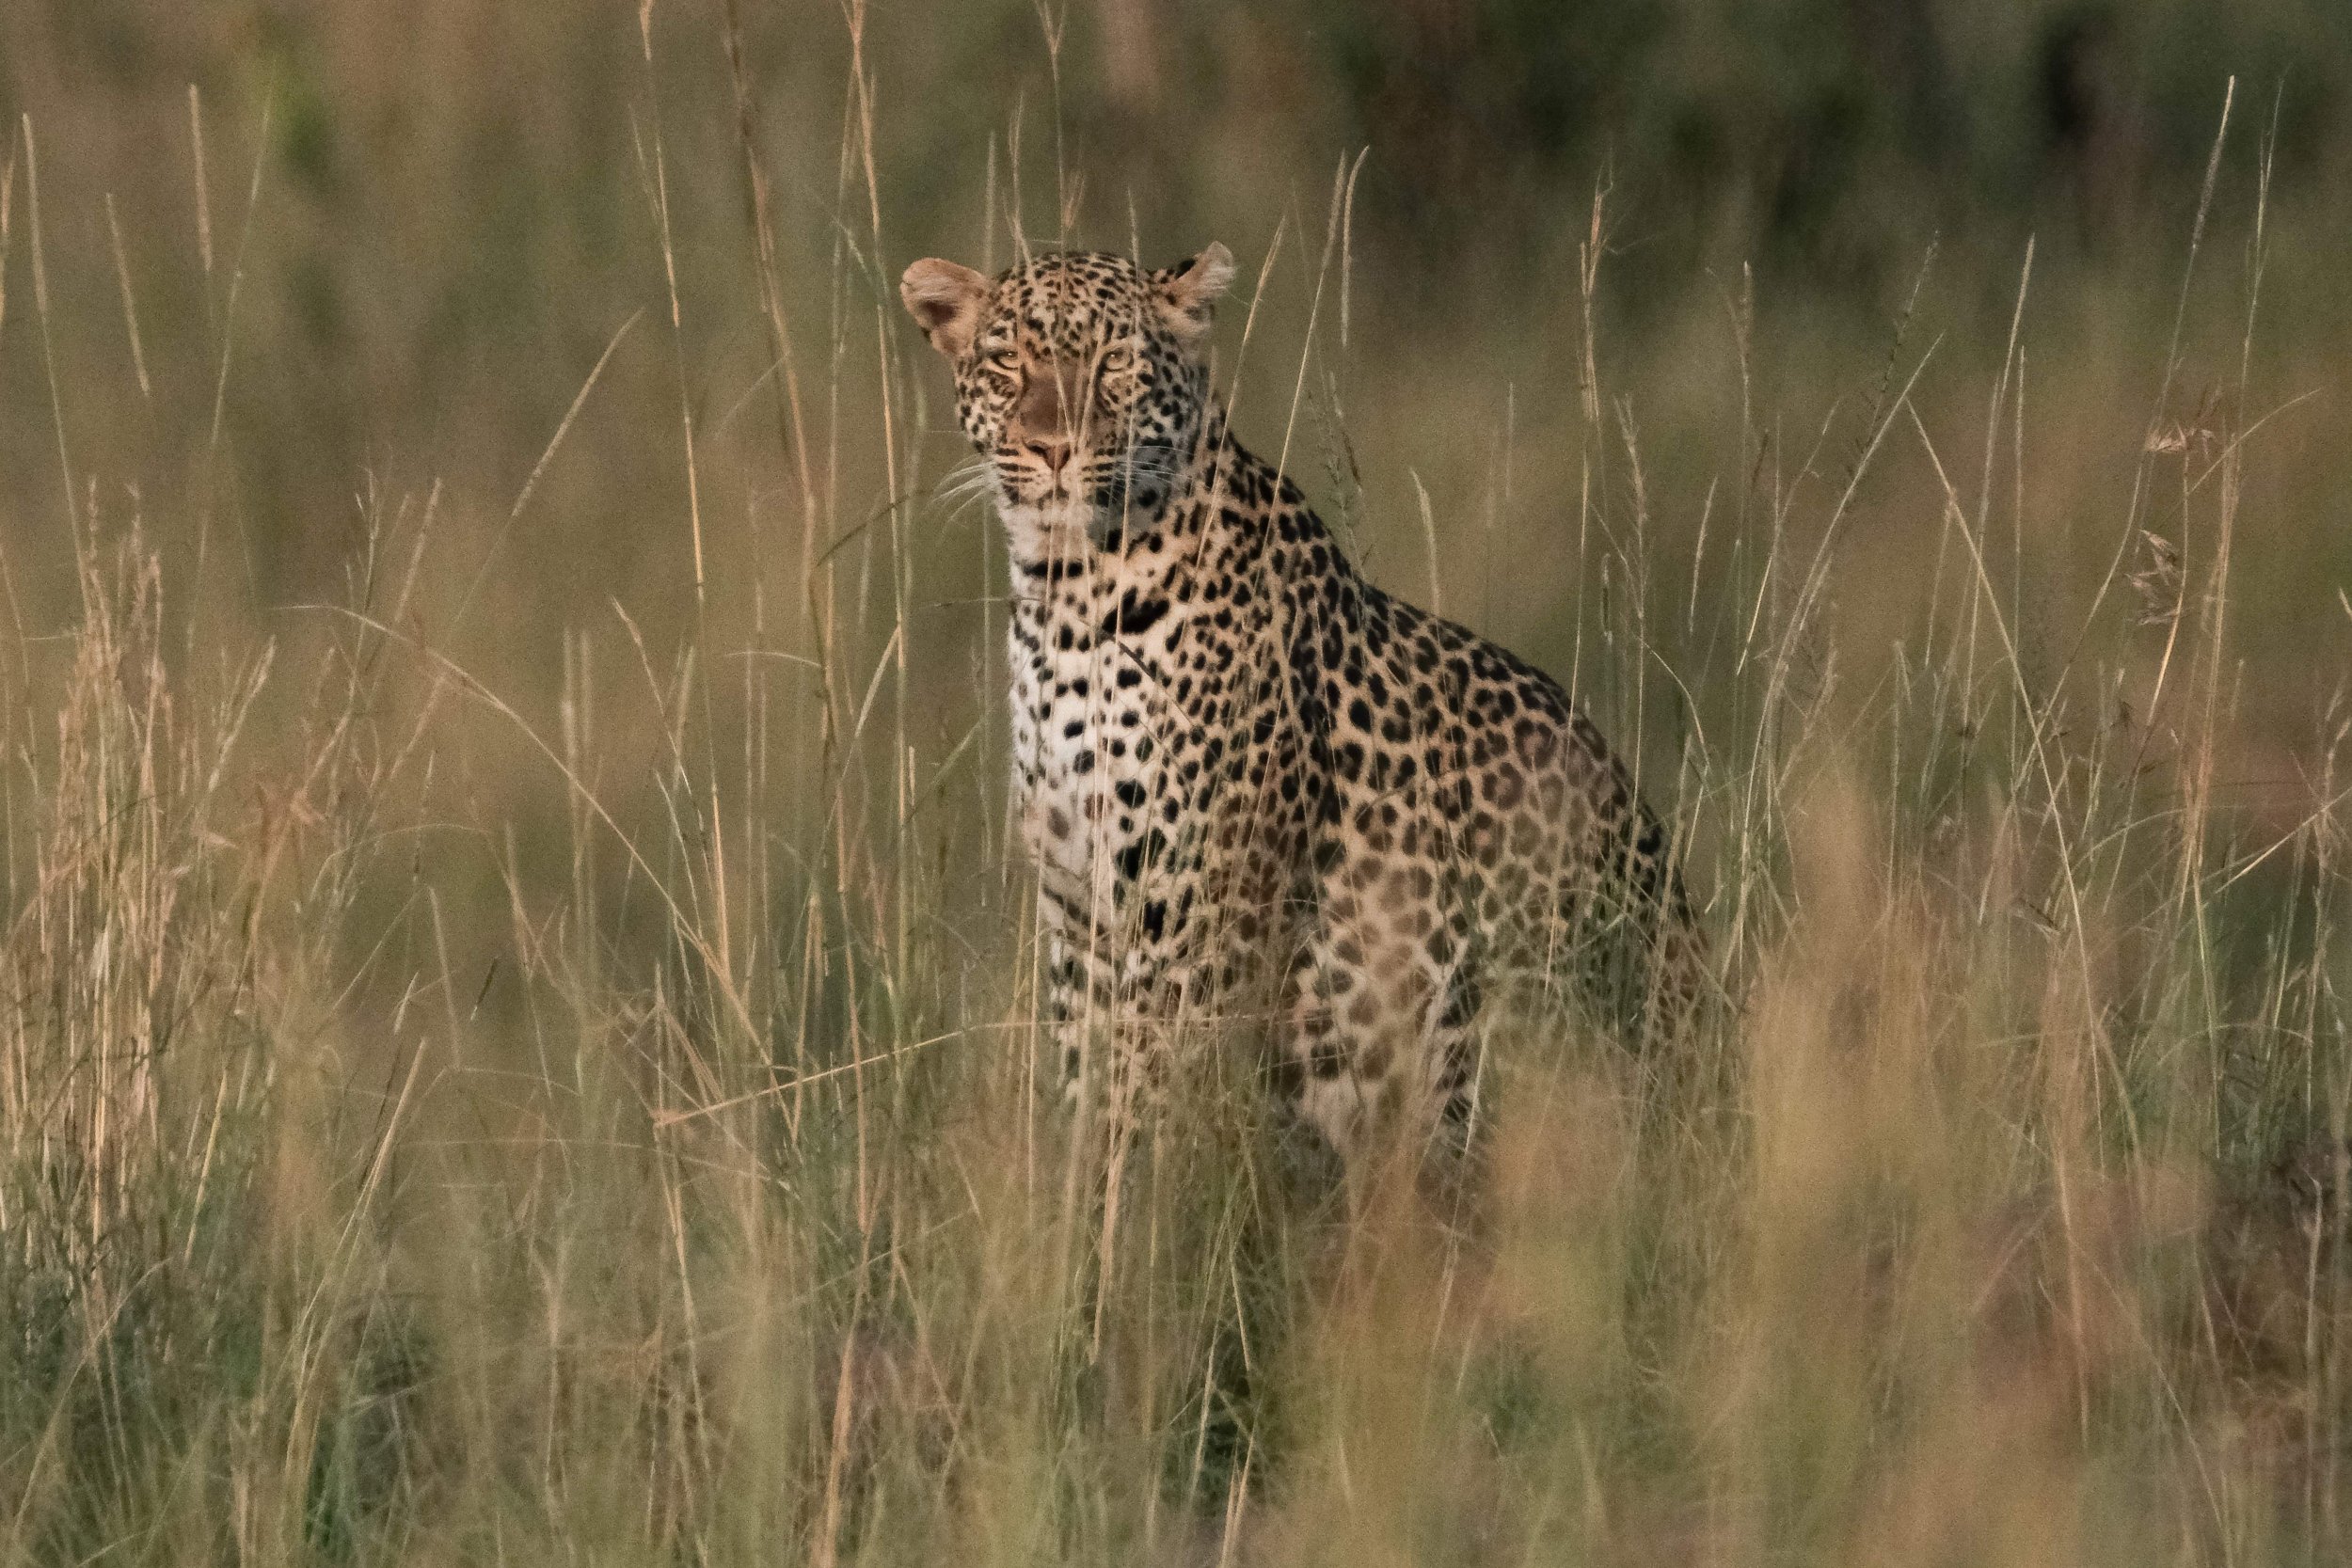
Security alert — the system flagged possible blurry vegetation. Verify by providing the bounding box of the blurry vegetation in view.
[1298,0,2347,277]
[3,1,2352,1564]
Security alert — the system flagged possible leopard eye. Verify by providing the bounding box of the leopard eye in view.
[981,346,1019,374]
[1098,344,1138,376]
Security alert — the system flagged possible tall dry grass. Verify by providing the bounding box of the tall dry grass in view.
[1,11,2349,1566]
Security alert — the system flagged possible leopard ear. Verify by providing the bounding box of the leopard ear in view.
[1155,243,1234,343]
[900,259,993,358]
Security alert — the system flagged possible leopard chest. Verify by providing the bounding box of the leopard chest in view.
[1006,589,1190,928]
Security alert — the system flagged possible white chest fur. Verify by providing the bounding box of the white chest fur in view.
[1007,577,1180,934]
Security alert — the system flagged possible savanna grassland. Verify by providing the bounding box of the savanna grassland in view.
[6,3,2352,1563]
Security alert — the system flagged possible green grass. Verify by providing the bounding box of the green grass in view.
[4,8,2352,1564]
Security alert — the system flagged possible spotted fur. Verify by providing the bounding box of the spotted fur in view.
[902,245,1708,1176]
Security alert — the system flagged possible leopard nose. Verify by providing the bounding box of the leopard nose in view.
[1025,435,1073,471]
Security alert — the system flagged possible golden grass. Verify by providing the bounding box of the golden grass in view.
[2,10,2350,1564]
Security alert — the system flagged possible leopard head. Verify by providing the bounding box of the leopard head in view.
[900,246,1233,554]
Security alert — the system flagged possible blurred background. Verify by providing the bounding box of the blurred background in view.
[4,0,2347,703]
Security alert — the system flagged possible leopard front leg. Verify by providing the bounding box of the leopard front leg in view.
[1035,893,1205,1148]
[1040,926,1097,1108]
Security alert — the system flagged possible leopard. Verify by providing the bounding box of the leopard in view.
[901,243,1708,1185]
